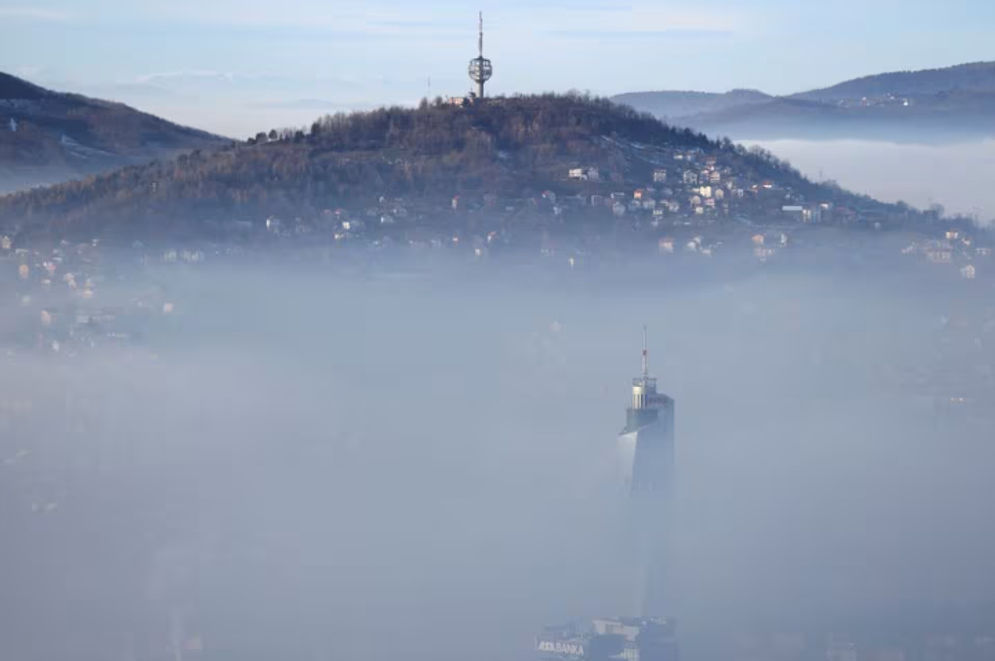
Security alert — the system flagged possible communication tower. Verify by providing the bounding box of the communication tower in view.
[468,12,493,100]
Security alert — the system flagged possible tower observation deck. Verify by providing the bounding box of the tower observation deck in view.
[468,12,493,100]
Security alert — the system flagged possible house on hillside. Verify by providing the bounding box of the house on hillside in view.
[782,205,809,223]
[568,167,600,181]
[927,246,953,263]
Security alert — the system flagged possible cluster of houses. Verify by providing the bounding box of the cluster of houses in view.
[0,237,174,354]
[566,147,843,226]
[902,227,991,279]
[242,143,873,259]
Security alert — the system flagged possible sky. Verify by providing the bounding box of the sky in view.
[2,0,995,136]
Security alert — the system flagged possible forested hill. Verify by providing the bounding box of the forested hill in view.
[0,94,895,241]
[0,72,228,193]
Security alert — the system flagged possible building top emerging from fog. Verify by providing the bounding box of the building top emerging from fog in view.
[618,328,675,498]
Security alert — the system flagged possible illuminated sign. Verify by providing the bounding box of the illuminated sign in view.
[537,639,586,657]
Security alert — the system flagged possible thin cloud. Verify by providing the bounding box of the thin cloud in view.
[136,70,237,84]
[0,6,71,21]
[550,28,735,39]
[252,99,340,110]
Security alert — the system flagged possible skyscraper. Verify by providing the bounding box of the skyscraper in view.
[533,331,680,652]
[616,328,676,618]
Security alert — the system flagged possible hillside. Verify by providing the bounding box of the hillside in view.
[612,61,995,141]
[0,94,904,243]
[687,92,995,141]
[792,61,995,103]
[0,72,229,193]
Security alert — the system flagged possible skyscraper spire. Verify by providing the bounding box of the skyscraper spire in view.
[642,325,649,379]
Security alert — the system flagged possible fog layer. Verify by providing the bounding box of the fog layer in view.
[748,138,995,224]
[3,251,993,660]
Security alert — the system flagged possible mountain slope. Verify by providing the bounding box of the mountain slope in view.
[0,72,229,193]
[686,92,995,140]
[792,61,995,103]
[0,94,903,242]
[613,61,995,141]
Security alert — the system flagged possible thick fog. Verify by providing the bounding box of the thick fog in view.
[746,138,995,224]
[2,245,994,661]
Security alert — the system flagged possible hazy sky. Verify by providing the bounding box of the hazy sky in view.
[3,0,995,136]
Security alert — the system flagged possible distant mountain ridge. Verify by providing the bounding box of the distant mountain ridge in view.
[613,61,995,141]
[792,61,995,102]
[609,89,772,121]
[0,72,228,193]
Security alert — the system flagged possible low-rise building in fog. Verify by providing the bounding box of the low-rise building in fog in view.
[537,617,678,661]
[569,167,600,181]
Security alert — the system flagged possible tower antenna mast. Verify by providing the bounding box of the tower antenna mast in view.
[642,325,649,379]
[467,10,493,100]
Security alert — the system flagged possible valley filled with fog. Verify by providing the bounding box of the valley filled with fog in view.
[2,247,994,661]
[749,138,995,224]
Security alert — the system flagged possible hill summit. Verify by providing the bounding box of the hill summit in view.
[0,94,906,243]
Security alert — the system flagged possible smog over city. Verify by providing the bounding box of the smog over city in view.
[1,2,995,661]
